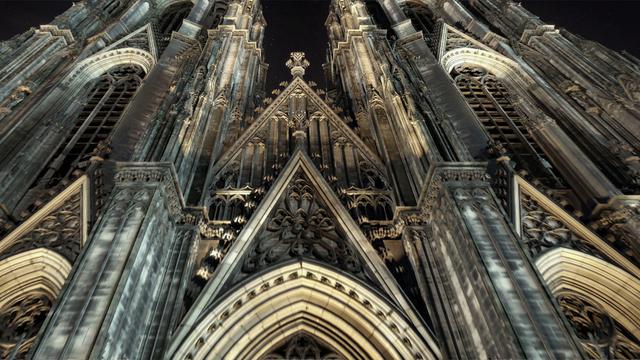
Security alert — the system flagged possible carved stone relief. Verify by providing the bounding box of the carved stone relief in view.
[557,294,640,359]
[591,204,640,268]
[0,191,82,262]
[0,295,52,359]
[262,333,344,360]
[520,190,604,260]
[241,174,363,277]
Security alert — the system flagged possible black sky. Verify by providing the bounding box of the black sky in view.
[261,0,330,91]
[1,0,638,91]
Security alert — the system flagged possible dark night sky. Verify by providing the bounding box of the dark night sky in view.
[1,0,638,91]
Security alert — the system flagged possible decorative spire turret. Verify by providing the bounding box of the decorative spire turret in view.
[286,51,310,78]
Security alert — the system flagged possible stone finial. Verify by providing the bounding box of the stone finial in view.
[286,52,310,78]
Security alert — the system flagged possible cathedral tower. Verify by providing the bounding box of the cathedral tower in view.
[0,0,639,358]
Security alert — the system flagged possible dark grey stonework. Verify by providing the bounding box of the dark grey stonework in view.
[0,0,638,358]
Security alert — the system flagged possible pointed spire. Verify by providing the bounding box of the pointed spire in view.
[286,51,310,78]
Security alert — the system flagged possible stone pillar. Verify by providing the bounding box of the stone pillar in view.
[411,165,583,359]
[524,114,621,208]
[32,163,197,359]
[109,30,199,162]
[372,0,488,160]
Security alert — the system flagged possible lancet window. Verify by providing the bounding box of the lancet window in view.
[41,65,145,187]
[453,65,562,185]
[403,2,436,36]
[158,2,193,39]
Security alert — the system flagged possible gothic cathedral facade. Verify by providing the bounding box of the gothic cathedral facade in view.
[0,0,639,358]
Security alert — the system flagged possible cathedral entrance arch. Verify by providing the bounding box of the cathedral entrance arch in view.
[172,261,439,360]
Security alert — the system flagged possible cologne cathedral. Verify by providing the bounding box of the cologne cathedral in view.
[0,0,639,358]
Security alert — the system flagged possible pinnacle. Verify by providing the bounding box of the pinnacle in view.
[285,51,310,78]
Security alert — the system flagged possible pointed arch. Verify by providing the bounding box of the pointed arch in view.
[170,261,439,360]
[62,47,154,89]
[442,47,532,90]
[536,248,640,336]
[157,1,195,39]
[171,151,440,358]
[156,0,196,17]
[535,247,640,357]
[0,248,72,358]
[0,248,71,308]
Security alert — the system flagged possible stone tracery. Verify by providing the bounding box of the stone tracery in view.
[261,333,344,360]
[0,0,638,358]
[242,174,363,276]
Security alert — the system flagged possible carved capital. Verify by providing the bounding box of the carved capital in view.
[418,165,490,218]
[114,162,186,222]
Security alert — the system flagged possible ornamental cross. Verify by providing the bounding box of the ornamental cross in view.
[286,51,310,78]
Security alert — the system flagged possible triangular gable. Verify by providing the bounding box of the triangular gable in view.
[202,76,388,200]
[172,150,430,350]
[0,176,90,263]
[102,23,158,60]
[436,23,498,61]
[514,175,640,278]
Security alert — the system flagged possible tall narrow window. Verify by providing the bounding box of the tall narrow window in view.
[158,2,194,39]
[403,2,436,37]
[42,65,145,187]
[453,65,562,185]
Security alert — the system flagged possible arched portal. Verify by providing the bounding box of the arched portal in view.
[536,248,640,358]
[171,261,439,360]
[0,248,71,358]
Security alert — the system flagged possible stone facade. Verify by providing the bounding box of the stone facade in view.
[0,0,639,359]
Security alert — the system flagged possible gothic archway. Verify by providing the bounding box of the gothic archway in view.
[41,65,146,187]
[171,261,439,360]
[62,48,154,89]
[157,1,194,39]
[0,248,71,358]
[536,248,640,358]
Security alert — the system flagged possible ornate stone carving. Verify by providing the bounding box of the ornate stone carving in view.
[285,52,310,78]
[114,163,185,222]
[0,190,82,262]
[419,166,490,218]
[0,295,52,359]
[591,204,640,266]
[242,174,363,276]
[564,83,602,115]
[262,333,343,360]
[617,73,640,103]
[557,294,640,359]
[520,190,604,259]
